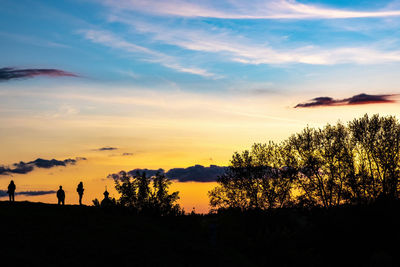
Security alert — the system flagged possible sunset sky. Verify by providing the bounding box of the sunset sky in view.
[2,0,400,212]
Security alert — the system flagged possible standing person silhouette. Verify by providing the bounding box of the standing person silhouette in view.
[7,180,16,202]
[57,186,65,205]
[77,182,84,205]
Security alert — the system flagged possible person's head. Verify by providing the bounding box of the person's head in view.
[10,180,14,184]
[59,185,62,189]
[79,181,83,185]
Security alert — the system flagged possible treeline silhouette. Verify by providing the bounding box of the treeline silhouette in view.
[3,114,400,266]
[209,114,400,211]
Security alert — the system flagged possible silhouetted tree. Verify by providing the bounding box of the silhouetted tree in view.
[152,172,181,215]
[110,170,182,215]
[289,123,356,208]
[209,142,295,211]
[112,171,138,208]
[209,114,400,210]
[137,172,151,209]
[349,114,400,201]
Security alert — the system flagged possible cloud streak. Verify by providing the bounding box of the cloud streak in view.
[0,158,86,175]
[295,93,397,108]
[110,165,227,182]
[0,67,78,81]
[81,29,215,77]
[108,17,400,65]
[104,0,400,20]
[167,165,227,182]
[0,190,56,197]
[97,146,118,151]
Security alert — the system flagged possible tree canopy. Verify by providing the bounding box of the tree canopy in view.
[110,170,182,215]
[209,114,400,211]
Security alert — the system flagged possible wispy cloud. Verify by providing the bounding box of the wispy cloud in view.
[0,67,78,81]
[80,29,215,77]
[0,32,69,48]
[107,18,400,65]
[103,0,400,19]
[82,29,156,55]
[0,190,56,197]
[97,146,118,151]
[295,93,398,108]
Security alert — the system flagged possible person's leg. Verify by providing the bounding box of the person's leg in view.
[11,193,14,202]
[79,194,82,205]
[9,194,11,202]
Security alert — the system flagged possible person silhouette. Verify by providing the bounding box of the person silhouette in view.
[7,180,16,202]
[77,182,84,205]
[57,186,65,205]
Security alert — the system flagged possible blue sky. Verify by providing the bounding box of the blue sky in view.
[3,0,400,210]
[2,0,400,94]
[2,0,400,157]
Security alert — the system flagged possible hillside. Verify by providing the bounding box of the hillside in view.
[0,201,398,266]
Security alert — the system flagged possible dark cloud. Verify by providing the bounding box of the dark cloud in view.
[128,168,165,178]
[110,165,227,182]
[0,166,9,174]
[295,96,335,108]
[166,165,227,182]
[97,147,118,151]
[10,162,34,174]
[0,190,56,197]
[17,190,57,196]
[295,93,397,108]
[0,157,86,175]
[27,158,77,168]
[122,153,134,156]
[0,67,78,81]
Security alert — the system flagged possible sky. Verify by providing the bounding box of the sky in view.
[2,0,400,212]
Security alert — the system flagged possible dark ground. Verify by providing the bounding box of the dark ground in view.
[0,201,399,266]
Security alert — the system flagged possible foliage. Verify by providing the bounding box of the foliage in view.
[349,114,400,201]
[209,142,295,211]
[92,198,100,207]
[209,114,400,210]
[110,170,182,215]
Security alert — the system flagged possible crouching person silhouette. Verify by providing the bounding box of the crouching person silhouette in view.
[57,186,65,205]
[77,182,84,205]
[7,180,16,202]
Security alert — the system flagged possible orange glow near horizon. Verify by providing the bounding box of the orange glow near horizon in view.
[0,157,219,213]
[2,85,400,213]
